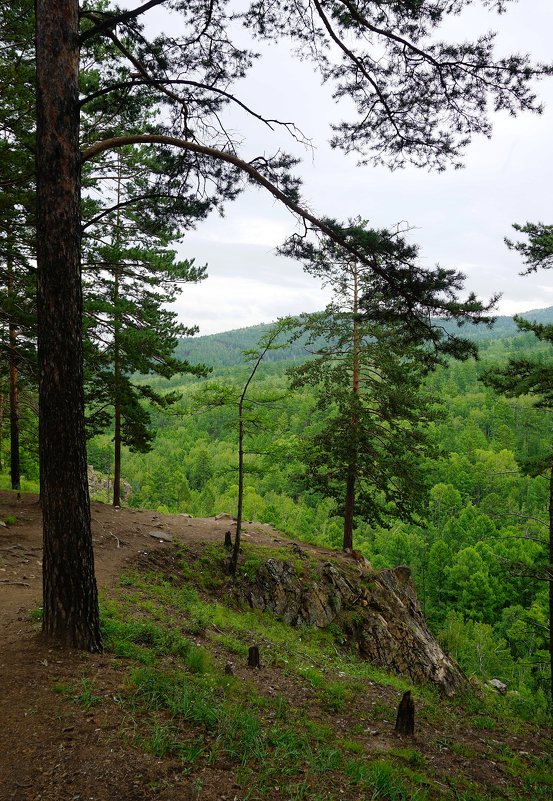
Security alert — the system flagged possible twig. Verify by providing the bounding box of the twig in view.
[108,532,121,548]
[0,579,31,587]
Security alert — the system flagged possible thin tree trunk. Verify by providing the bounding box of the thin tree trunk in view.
[343,266,360,551]
[0,391,5,472]
[7,242,20,493]
[343,465,356,551]
[230,404,244,575]
[9,337,20,493]
[113,398,122,507]
[549,465,553,704]
[112,160,123,508]
[36,0,102,651]
[230,333,280,575]
[112,267,122,507]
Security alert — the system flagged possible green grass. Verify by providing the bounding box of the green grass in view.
[53,678,102,710]
[88,543,552,801]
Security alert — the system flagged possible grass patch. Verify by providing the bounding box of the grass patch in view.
[92,541,551,801]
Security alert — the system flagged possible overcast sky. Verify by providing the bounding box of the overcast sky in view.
[149,1,553,335]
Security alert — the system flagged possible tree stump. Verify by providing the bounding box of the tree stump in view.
[224,530,233,548]
[247,645,261,669]
[395,690,415,736]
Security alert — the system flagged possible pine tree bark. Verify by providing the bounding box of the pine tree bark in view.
[0,392,5,472]
[7,243,20,493]
[343,466,356,551]
[343,266,360,552]
[229,404,244,575]
[112,267,122,508]
[549,465,553,702]
[36,0,102,651]
[112,163,123,508]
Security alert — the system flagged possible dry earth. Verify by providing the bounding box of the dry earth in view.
[0,490,551,801]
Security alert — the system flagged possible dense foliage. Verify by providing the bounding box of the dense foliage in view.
[52,311,549,713]
[3,308,553,712]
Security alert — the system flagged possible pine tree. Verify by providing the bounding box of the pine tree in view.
[0,0,37,492]
[282,220,446,550]
[82,148,208,506]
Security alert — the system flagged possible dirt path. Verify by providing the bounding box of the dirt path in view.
[0,490,297,801]
[1,491,551,801]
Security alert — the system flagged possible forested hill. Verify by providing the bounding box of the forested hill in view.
[175,306,553,369]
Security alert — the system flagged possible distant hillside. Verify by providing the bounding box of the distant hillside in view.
[175,306,553,370]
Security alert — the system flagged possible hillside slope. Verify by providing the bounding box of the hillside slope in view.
[175,307,553,369]
[1,490,551,801]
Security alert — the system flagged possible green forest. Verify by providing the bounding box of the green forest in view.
[4,307,552,717]
[2,2,553,767]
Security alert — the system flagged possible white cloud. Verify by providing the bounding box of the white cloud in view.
[173,274,332,336]
[158,0,553,335]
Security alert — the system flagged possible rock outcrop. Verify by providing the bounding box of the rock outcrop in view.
[87,465,132,502]
[238,554,465,696]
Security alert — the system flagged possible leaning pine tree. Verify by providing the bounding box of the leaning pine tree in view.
[34,0,550,649]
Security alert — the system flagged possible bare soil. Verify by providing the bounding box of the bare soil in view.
[0,490,551,801]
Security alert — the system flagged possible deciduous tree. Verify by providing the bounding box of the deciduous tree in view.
[482,221,553,704]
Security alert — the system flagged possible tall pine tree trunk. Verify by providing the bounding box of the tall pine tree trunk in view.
[113,392,122,507]
[36,0,101,651]
[343,266,360,551]
[549,464,553,707]
[112,160,123,508]
[7,242,20,493]
[343,465,356,551]
[112,266,122,508]
[0,391,5,472]
[230,399,244,575]
[9,331,20,493]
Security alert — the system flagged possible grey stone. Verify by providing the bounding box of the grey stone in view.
[149,531,173,543]
[236,556,466,696]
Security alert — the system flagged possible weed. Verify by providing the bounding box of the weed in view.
[75,678,102,710]
[4,515,16,525]
[142,719,179,758]
[52,682,71,696]
[366,760,418,800]
[318,680,351,712]
[273,695,290,721]
[211,631,248,656]
[312,744,343,774]
[389,747,425,767]
[371,700,395,721]
[298,665,325,688]
[471,715,497,731]
[450,741,476,758]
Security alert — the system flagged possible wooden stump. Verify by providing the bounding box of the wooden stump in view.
[247,645,261,669]
[395,690,415,736]
[224,530,233,548]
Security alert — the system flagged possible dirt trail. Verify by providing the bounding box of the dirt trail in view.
[0,491,551,801]
[0,490,293,801]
